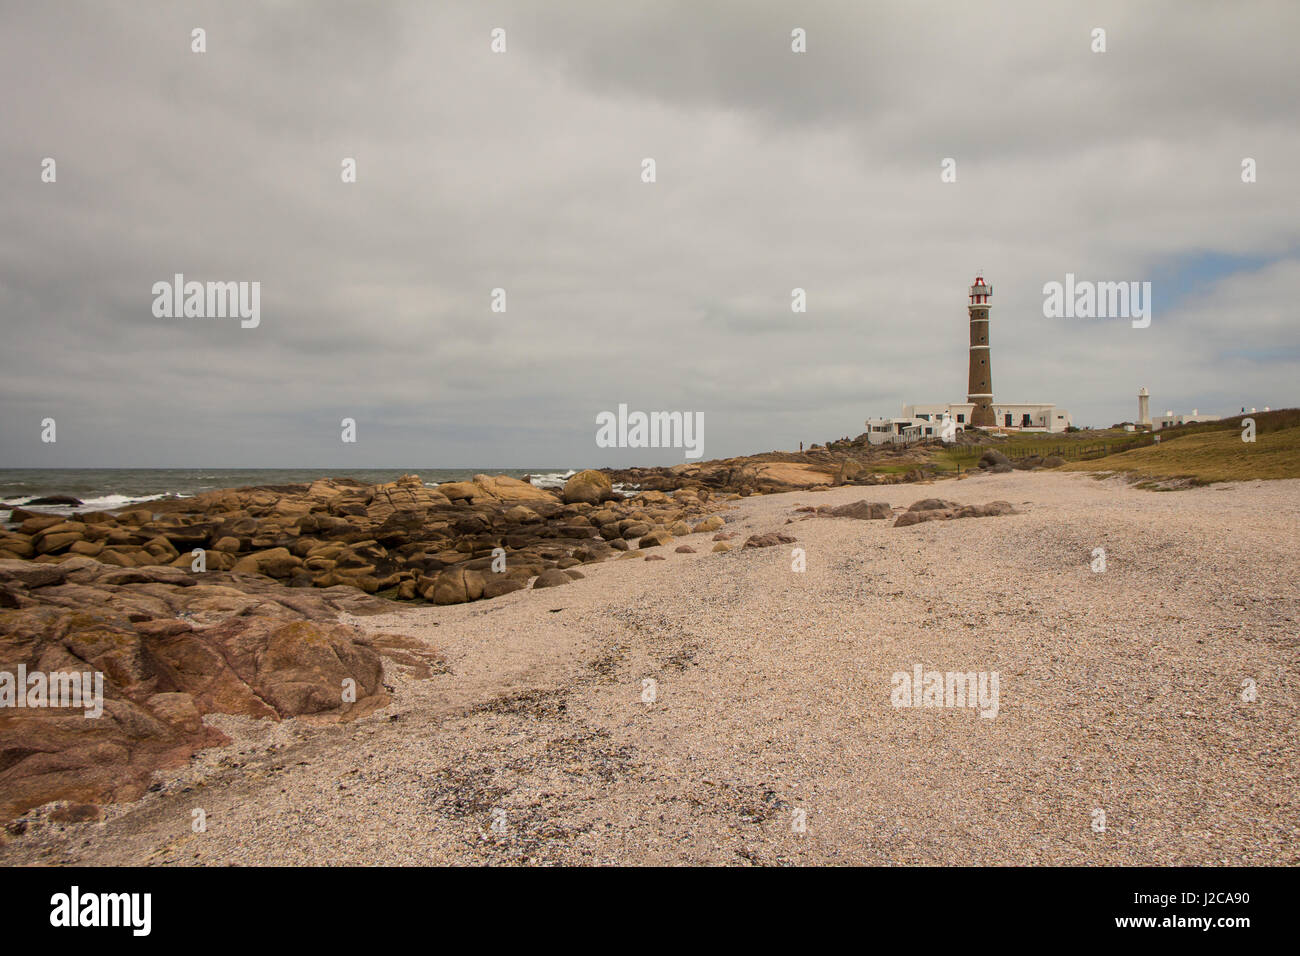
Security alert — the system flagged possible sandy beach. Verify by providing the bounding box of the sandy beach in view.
[3,471,1297,866]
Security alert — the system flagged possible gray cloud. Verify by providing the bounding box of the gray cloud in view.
[1,0,1297,467]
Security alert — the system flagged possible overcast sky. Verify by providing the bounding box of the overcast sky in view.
[2,0,1297,468]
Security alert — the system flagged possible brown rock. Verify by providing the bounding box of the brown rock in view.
[0,560,67,588]
[638,529,673,549]
[562,469,614,505]
[908,498,958,512]
[532,568,572,589]
[829,500,892,520]
[482,574,528,599]
[473,474,556,502]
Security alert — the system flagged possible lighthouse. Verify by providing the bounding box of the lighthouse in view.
[1138,387,1151,427]
[967,274,994,426]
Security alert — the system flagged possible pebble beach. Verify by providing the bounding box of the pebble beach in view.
[3,471,1297,866]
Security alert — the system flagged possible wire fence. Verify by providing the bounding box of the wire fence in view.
[947,432,1159,465]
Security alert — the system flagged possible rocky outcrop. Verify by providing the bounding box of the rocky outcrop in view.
[894,500,1018,527]
[602,446,938,497]
[0,473,739,822]
[0,557,401,822]
[1,473,727,609]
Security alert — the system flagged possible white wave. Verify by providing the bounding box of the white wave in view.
[528,469,577,489]
[79,493,168,509]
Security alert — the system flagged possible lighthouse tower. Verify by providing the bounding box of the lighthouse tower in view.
[1138,387,1151,427]
[967,275,994,427]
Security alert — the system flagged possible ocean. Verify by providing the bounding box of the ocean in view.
[0,468,580,518]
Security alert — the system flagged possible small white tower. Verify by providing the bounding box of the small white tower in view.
[1138,387,1151,427]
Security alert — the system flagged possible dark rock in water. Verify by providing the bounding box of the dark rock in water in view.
[25,495,83,506]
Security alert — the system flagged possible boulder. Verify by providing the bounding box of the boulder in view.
[562,470,614,505]
[503,505,542,524]
[955,500,1018,518]
[894,510,947,528]
[638,529,673,549]
[532,568,572,589]
[34,532,82,555]
[472,474,555,502]
[482,574,529,599]
[907,498,958,512]
[435,481,478,502]
[978,449,1011,469]
[833,459,864,484]
[428,567,485,605]
[829,500,892,520]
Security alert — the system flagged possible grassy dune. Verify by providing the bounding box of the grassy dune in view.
[1063,409,1300,484]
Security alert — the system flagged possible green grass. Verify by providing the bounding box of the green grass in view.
[931,428,1145,472]
[1063,409,1300,484]
[862,463,922,475]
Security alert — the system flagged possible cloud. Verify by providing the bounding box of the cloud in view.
[1,0,1297,466]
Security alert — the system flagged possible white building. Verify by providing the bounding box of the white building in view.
[900,402,1072,433]
[863,417,924,445]
[1152,408,1221,429]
